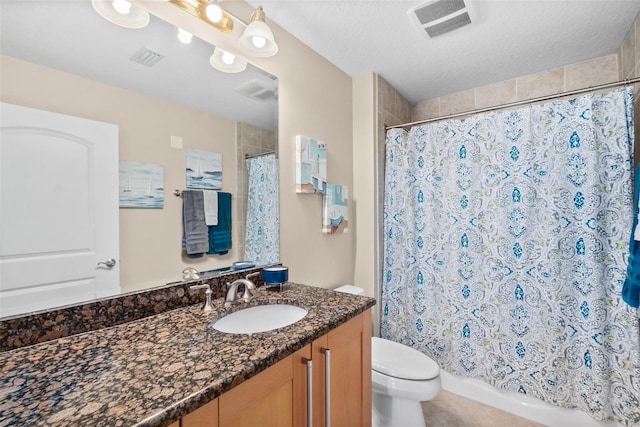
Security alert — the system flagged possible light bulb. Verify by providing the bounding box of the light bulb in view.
[206,4,223,23]
[112,0,132,15]
[221,51,235,65]
[251,36,266,49]
[177,28,193,44]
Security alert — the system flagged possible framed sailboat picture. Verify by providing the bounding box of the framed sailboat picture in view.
[119,161,164,208]
[186,148,222,189]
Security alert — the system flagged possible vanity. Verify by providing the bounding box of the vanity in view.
[0,278,375,426]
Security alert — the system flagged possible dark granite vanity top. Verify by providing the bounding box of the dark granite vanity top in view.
[0,283,375,426]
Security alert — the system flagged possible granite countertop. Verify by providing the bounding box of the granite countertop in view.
[0,283,375,427]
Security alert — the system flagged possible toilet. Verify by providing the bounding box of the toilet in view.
[335,285,442,427]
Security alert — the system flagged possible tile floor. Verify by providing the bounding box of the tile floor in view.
[421,390,545,427]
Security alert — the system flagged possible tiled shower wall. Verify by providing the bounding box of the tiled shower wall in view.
[375,76,412,311]
[619,12,640,165]
[236,122,277,259]
[412,54,619,122]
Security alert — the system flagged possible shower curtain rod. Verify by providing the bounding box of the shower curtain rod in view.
[386,76,640,130]
[245,151,276,159]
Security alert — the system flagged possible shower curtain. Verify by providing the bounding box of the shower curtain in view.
[244,154,279,265]
[381,87,640,424]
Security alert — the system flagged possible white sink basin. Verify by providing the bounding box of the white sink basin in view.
[211,304,308,334]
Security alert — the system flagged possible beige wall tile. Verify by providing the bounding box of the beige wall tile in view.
[516,67,564,101]
[474,79,517,109]
[413,98,440,122]
[377,74,412,125]
[619,46,624,80]
[378,77,395,113]
[635,17,640,73]
[565,54,618,91]
[399,94,413,123]
[622,26,636,79]
[440,89,475,117]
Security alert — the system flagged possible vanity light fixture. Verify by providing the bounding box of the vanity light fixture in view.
[177,28,194,44]
[239,6,278,57]
[205,1,224,24]
[210,47,247,73]
[168,0,234,33]
[168,1,279,58]
[91,0,150,29]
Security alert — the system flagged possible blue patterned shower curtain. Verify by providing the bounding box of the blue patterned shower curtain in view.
[244,154,279,265]
[381,88,640,424]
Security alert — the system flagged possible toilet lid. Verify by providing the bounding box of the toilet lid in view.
[372,337,440,380]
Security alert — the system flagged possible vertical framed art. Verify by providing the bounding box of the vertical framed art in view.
[295,135,327,194]
[322,184,348,234]
[186,148,222,189]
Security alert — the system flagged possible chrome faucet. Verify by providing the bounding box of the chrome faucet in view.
[190,283,214,312]
[225,278,257,307]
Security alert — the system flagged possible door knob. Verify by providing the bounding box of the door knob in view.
[97,258,116,268]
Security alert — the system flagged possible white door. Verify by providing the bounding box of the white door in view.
[0,102,120,318]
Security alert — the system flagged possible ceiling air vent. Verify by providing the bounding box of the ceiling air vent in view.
[129,47,165,67]
[235,79,276,101]
[409,0,472,38]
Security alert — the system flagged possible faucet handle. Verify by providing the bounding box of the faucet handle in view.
[189,283,214,312]
[182,267,200,280]
[246,271,260,281]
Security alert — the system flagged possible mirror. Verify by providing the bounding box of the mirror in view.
[0,1,279,312]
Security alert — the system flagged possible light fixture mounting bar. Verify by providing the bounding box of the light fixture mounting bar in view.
[168,0,234,33]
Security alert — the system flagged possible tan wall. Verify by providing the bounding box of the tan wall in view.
[0,55,241,292]
[352,73,376,298]
[135,1,355,290]
[352,73,413,334]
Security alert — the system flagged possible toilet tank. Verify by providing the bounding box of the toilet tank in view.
[334,285,365,295]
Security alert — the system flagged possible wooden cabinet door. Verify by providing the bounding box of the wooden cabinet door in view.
[181,398,218,427]
[327,313,364,427]
[219,353,295,427]
[292,344,313,427]
[311,333,329,427]
[311,309,372,427]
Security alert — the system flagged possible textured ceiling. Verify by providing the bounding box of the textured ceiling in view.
[248,0,640,103]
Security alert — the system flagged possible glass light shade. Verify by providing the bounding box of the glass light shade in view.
[177,28,193,44]
[206,4,223,23]
[91,0,149,28]
[240,21,278,57]
[209,48,247,73]
[239,7,278,57]
[112,0,131,15]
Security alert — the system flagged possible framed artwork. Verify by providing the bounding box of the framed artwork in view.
[295,135,327,194]
[186,148,222,189]
[119,161,164,208]
[322,184,348,234]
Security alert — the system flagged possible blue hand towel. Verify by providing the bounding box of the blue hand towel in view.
[208,192,232,255]
[182,190,209,257]
[623,165,640,308]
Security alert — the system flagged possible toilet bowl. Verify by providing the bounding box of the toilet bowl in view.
[334,285,442,427]
[371,337,441,427]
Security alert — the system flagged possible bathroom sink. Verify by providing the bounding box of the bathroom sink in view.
[211,304,308,334]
